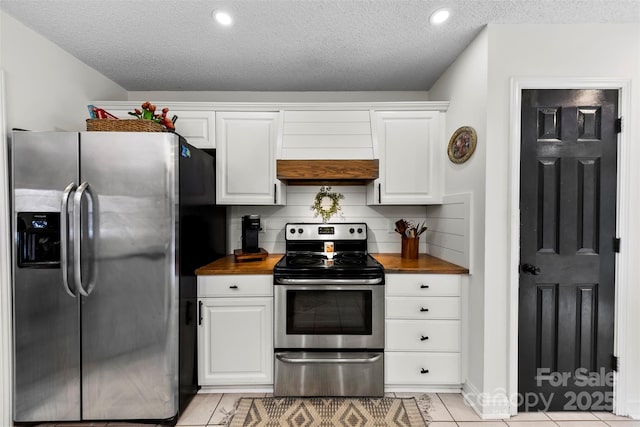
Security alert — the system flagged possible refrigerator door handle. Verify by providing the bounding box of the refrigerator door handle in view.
[73,181,97,297]
[61,182,77,297]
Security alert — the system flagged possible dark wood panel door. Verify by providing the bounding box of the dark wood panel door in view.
[519,89,618,411]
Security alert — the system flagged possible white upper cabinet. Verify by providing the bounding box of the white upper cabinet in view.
[215,111,285,205]
[368,111,444,205]
[93,102,449,205]
[91,103,215,149]
[168,110,215,149]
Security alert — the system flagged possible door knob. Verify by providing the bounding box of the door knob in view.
[521,263,541,275]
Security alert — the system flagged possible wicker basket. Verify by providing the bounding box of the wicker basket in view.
[86,119,166,132]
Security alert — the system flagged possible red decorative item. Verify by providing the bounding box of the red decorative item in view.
[128,101,176,130]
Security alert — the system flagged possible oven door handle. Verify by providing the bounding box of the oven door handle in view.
[276,354,382,364]
[275,277,383,285]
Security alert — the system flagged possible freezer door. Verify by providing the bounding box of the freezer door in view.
[11,132,81,422]
[78,132,179,420]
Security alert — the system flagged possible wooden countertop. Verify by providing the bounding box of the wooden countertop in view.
[372,253,469,274]
[196,253,468,275]
[195,254,284,275]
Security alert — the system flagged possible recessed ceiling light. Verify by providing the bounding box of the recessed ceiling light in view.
[213,10,233,26]
[429,8,450,25]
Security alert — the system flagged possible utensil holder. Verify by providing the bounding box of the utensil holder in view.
[401,236,419,259]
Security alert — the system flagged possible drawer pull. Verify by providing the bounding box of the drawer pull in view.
[229,285,239,289]
[420,368,430,374]
[420,284,430,289]
[420,307,429,312]
[420,335,429,341]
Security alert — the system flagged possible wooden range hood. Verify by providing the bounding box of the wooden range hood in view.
[276,159,379,186]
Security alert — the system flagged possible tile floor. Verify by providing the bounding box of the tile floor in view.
[174,392,638,427]
[25,392,640,426]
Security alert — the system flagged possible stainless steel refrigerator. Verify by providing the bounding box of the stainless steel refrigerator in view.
[10,131,226,423]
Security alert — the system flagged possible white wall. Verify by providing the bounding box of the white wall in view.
[0,70,11,427]
[425,193,471,272]
[429,23,640,419]
[428,28,488,411]
[0,11,127,131]
[227,186,428,254]
[484,24,640,417]
[128,91,429,103]
[0,10,127,426]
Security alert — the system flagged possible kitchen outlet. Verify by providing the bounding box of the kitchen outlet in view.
[260,220,267,232]
[387,220,397,234]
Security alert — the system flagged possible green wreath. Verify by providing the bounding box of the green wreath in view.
[312,186,344,222]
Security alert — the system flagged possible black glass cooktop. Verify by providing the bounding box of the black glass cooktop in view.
[275,223,384,279]
[274,252,384,278]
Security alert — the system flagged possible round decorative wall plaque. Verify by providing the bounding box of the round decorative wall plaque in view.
[447,126,477,164]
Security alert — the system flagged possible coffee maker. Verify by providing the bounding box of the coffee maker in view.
[241,215,261,253]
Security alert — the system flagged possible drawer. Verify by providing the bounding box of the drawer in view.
[386,320,460,352]
[385,352,461,385]
[198,275,273,297]
[386,274,461,297]
[386,297,460,319]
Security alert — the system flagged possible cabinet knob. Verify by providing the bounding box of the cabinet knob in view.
[420,368,429,374]
[420,284,429,289]
[420,335,429,341]
[420,307,429,312]
[229,285,239,289]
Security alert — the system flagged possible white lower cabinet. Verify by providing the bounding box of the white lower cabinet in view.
[386,353,461,385]
[385,274,462,389]
[197,275,273,387]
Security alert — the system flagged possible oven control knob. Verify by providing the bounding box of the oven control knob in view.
[357,228,363,234]
[349,228,355,234]
[289,228,296,234]
[298,228,303,234]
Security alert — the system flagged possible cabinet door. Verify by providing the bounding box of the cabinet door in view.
[170,110,215,149]
[216,112,285,205]
[198,297,273,386]
[101,107,215,149]
[369,111,443,205]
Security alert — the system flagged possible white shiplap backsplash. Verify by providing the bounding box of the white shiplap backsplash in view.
[425,193,471,270]
[227,186,428,254]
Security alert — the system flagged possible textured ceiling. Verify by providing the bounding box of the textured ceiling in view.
[1,0,638,91]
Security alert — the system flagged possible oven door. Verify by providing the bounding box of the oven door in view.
[274,279,384,350]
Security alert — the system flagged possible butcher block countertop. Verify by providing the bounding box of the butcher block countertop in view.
[372,253,469,274]
[195,253,468,275]
[195,254,284,275]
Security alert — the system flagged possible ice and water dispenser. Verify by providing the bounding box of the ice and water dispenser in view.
[16,212,61,268]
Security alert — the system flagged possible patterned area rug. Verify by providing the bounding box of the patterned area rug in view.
[228,397,429,427]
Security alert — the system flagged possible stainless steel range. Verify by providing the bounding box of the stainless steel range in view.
[273,223,385,397]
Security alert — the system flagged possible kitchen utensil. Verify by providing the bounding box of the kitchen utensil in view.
[395,219,408,235]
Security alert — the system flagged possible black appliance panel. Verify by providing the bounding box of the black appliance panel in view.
[286,289,373,335]
[17,212,61,268]
[242,215,260,253]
